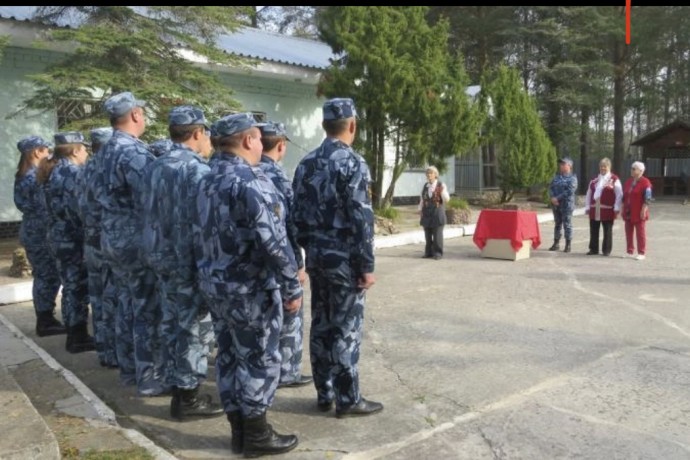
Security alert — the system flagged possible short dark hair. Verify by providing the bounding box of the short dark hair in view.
[322,118,351,137]
[261,134,285,152]
[169,124,205,143]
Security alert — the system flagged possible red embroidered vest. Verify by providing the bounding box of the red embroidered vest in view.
[588,174,619,221]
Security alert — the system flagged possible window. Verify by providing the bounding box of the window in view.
[56,98,101,129]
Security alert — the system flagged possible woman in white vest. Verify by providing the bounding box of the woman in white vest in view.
[584,157,623,256]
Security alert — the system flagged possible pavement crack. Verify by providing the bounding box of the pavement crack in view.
[479,427,505,460]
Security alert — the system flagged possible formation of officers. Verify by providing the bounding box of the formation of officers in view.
[13,93,383,458]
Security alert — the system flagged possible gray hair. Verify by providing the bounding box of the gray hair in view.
[599,157,611,168]
[631,161,645,173]
[426,166,439,176]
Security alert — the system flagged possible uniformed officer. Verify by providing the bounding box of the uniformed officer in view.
[140,105,223,420]
[37,131,94,353]
[193,113,302,457]
[14,136,64,337]
[548,156,578,253]
[77,127,118,367]
[257,121,312,389]
[98,91,167,396]
[292,98,384,418]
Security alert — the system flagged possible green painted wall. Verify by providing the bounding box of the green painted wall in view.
[0,46,60,222]
[218,71,325,176]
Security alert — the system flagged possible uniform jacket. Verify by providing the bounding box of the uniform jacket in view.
[292,137,375,281]
[193,152,301,302]
[141,144,210,273]
[41,158,84,255]
[14,166,50,246]
[96,130,154,262]
[258,155,304,270]
[549,173,578,209]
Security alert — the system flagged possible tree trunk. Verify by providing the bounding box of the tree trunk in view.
[612,37,627,176]
[579,106,590,194]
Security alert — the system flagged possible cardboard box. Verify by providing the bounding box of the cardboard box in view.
[481,239,532,261]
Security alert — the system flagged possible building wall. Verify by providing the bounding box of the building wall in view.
[0,46,61,224]
[218,72,325,177]
[1,43,449,225]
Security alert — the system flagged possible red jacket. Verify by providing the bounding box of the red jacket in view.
[622,176,652,223]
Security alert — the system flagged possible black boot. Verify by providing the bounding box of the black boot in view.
[65,322,96,353]
[564,240,572,253]
[548,239,560,251]
[35,311,66,337]
[243,413,298,458]
[170,386,224,420]
[227,411,244,454]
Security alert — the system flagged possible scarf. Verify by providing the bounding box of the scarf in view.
[593,172,611,201]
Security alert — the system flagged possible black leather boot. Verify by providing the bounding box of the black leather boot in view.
[564,240,572,253]
[65,322,96,353]
[35,311,66,337]
[170,386,224,420]
[548,239,560,251]
[243,413,298,458]
[227,411,243,454]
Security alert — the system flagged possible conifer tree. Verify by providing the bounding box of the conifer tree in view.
[317,6,482,208]
[11,6,250,138]
[482,64,556,202]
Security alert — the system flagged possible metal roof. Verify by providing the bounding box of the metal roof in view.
[0,6,336,70]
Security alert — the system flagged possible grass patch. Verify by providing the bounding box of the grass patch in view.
[375,206,400,221]
[61,447,154,460]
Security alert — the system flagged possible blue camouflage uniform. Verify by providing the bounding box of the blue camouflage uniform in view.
[141,107,212,391]
[97,91,166,394]
[549,157,579,242]
[193,113,302,418]
[13,136,62,318]
[292,98,376,410]
[77,127,118,367]
[257,122,308,386]
[41,133,90,329]
[149,138,173,158]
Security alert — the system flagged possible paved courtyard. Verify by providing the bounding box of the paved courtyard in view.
[1,200,689,459]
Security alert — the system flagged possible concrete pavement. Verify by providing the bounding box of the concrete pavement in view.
[1,201,689,459]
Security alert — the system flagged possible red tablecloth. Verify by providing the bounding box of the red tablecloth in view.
[472,209,541,251]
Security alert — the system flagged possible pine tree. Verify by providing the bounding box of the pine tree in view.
[316,6,482,208]
[482,64,556,202]
[10,6,251,139]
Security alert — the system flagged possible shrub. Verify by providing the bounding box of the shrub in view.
[375,206,399,221]
[446,197,469,210]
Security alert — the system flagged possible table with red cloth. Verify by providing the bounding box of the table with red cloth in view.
[472,209,542,252]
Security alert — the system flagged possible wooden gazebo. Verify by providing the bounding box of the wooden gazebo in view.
[630,119,690,196]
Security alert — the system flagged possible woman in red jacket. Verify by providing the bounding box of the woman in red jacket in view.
[622,161,652,260]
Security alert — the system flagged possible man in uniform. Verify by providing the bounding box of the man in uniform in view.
[77,127,118,367]
[257,121,312,389]
[97,92,167,395]
[292,98,383,418]
[140,105,223,420]
[193,113,302,457]
[548,156,578,253]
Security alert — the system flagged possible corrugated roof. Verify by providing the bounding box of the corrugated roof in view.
[217,27,335,70]
[0,6,336,70]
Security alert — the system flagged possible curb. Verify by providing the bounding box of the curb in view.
[0,312,179,460]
